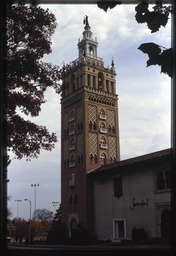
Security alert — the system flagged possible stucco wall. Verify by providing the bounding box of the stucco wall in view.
[93,168,171,241]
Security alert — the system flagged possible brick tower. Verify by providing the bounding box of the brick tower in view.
[61,16,120,237]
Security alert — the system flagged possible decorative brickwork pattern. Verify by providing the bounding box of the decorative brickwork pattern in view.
[89,133,98,155]
[77,134,83,155]
[88,105,97,123]
[108,136,117,159]
[63,113,69,129]
[77,106,83,123]
[64,139,69,159]
[107,110,115,126]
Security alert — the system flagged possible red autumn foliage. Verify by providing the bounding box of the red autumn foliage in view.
[6,4,61,159]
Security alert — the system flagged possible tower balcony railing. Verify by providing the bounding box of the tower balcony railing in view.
[69,130,75,136]
[100,143,108,149]
[100,127,107,133]
[69,145,75,151]
[99,114,106,120]
[72,55,104,67]
[69,116,75,122]
[69,162,75,168]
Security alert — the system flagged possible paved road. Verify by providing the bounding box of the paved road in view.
[5,243,171,256]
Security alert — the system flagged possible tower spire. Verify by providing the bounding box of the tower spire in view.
[78,16,98,59]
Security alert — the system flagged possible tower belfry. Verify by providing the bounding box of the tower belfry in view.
[61,16,120,236]
[78,16,98,59]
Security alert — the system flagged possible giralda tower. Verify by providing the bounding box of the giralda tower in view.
[60,16,120,236]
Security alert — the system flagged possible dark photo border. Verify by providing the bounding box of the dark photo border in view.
[1,0,175,255]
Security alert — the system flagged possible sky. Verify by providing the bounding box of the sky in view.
[7,3,171,220]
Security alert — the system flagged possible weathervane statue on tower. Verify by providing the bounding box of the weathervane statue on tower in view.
[83,15,89,26]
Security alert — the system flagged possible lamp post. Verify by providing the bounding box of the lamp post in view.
[52,201,59,215]
[24,199,31,244]
[15,200,22,218]
[31,183,39,212]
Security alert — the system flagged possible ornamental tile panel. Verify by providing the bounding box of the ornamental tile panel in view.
[77,134,83,155]
[89,133,98,155]
[64,139,69,159]
[77,106,83,123]
[88,105,97,123]
[63,113,69,129]
[107,110,115,126]
[108,136,117,158]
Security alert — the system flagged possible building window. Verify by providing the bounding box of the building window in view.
[113,219,126,240]
[78,155,81,164]
[100,153,107,165]
[81,155,83,163]
[89,121,92,129]
[111,81,114,94]
[94,155,98,163]
[93,122,97,130]
[157,170,171,191]
[106,80,109,92]
[77,123,80,131]
[98,72,103,90]
[69,195,72,205]
[90,154,93,163]
[114,176,123,198]
[93,76,96,89]
[74,194,78,205]
[88,74,91,87]
[165,169,171,189]
[108,125,111,133]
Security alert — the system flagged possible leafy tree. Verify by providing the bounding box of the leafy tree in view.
[33,209,53,224]
[6,3,61,160]
[135,2,172,77]
[97,1,172,77]
[47,204,67,244]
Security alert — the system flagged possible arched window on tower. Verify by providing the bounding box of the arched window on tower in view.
[89,121,92,129]
[94,155,98,163]
[106,80,109,92]
[101,153,107,165]
[69,195,72,205]
[108,125,112,133]
[98,72,104,90]
[111,81,114,94]
[90,154,93,163]
[88,74,91,87]
[89,46,94,56]
[74,194,78,205]
[93,122,97,130]
[100,136,106,144]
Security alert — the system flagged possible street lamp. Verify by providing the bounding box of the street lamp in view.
[24,199,31,220]
[52,201,59,215]
[31,183,39,212]
[15,199,22,218]
[24,199,32,244]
